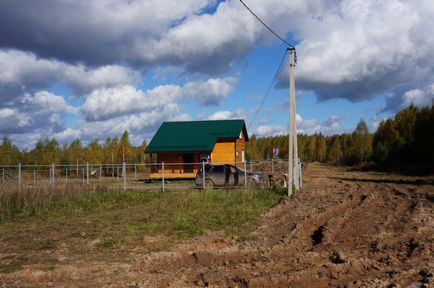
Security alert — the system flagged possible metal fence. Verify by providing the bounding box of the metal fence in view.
[0,159,299,191]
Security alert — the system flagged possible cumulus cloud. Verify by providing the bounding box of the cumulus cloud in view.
[0,49,139,101]
[3,1,433,103]
[208,108,247,120]
[0,91,76,134]
[78,103,192,142]
[0,1,216,67]
[82,77,236,121]
[0,0,321,74]
[273,0,434,107]
[52,128,81,143]
[183,78,237,105]
[0,108,31,132]
[255,125,286,137]
[297,115,344,135]
[384,81,434,112]
[400,89,434,109]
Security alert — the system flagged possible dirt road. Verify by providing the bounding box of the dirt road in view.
[1,163,433,287]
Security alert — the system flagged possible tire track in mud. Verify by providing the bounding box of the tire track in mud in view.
[126,166,432,287]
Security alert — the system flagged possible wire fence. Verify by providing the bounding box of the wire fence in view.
[0,159,300,191]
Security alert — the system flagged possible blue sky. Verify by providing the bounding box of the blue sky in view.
[1,0,433,148]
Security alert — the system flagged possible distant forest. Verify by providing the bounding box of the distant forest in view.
[246,104,434,173]
[0,131,147,166]
[1,104,433,173]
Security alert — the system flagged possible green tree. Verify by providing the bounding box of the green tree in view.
[0,136,21,165]
[119,130,133,163]
[328,136,342,164]
[352,119,372,163]
[373,119,399,163]
[316,134,326,162]
[86,139,104,164]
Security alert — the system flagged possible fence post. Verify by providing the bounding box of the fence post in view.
[272,158,274,173]
[161,161,165,192]
[33,170,36,187]
[202,161,205,190]
[82,168,85,183]
[299,160,303,188]
[18,163,21,191]
[123,162,127,191]
[134,164,137,180]
[250,161,252,172]
[99,164,102,182]
[52,163,55,187]
[86,162,89,185]
[244,161,247,187]
[66,168,68,184]
[2,168,4,183]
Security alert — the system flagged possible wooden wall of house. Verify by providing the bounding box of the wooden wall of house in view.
[211,140,235,164]
[235,131,246,164]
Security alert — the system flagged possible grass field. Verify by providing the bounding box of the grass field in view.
[0,185,283,273]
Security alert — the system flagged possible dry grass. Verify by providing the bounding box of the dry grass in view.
[0,183,111,220]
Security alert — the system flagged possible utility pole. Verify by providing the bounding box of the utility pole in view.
[288,47,301,196]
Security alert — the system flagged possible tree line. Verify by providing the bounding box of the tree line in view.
[246,119,372,165]
[0,131,147,166]
[246,104,434,173]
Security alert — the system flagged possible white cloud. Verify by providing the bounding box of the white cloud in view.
[0,91,76,134]
[255,125,286,137]
[79,103,188,140]
[208,108,246,120]
[253,114,344,137]
[22,91,77,114]
[0,50,139,100]
[400,88,434,109]
[183,77,237,105]
[297,115,344,135]
[384,81,434,111]
[8,132,43,151]
[82,77,236,121]
[3,1,434,102]
[0,108,31,131]
[0,1,221,68]
[278,0,434,103]
[53,128,81,143]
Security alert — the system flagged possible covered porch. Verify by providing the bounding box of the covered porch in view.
[148,152,209,180]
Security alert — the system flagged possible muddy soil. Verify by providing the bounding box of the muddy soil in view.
[1,163,433,287]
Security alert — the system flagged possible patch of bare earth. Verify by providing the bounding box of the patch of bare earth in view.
[1,163,433,287]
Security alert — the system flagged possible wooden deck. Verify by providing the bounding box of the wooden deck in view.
[149,172,197,180]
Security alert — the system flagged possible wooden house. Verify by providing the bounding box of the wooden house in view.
[145,119,249,179]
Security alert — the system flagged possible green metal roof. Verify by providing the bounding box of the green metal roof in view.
[145,119,248,153]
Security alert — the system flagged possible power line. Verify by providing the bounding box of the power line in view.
[248,48,289,129]
[239,0,294,49]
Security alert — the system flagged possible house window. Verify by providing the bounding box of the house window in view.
[242,150,245,163]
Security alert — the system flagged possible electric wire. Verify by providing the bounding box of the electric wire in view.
[248,48,289,129]
[239,0,294,49]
